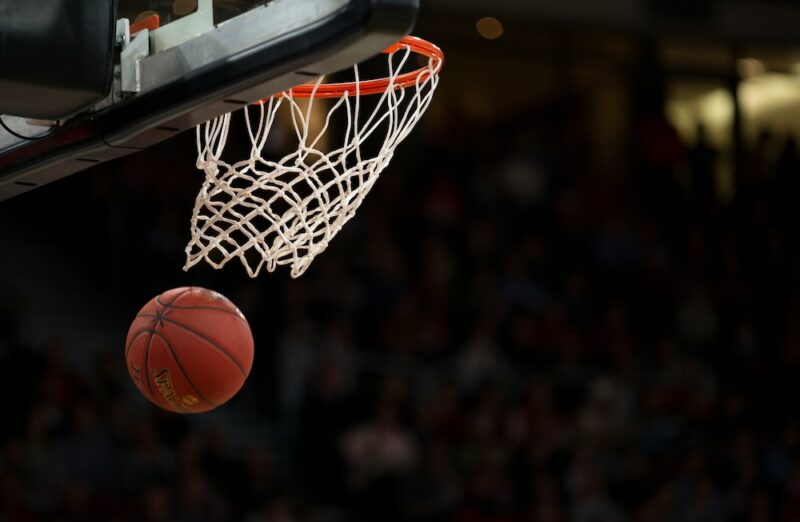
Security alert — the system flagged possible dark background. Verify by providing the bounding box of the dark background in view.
[4,0,800,520]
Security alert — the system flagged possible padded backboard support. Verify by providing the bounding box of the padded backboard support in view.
[0,0,418,200]
[0,1,117,119]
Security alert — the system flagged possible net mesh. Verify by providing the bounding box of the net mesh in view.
[184,43,441,278]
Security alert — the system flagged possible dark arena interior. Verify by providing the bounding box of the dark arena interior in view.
[5,0,800,520]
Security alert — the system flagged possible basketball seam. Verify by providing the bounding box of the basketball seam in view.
[128,287,194,413]
[163,287,195,307]
[159,288,220,309]
[136,313,248,377]
[152,330,218,409]
[154,301,248,322]
[156,291,248,325]
[144,330,161,408]
[126,328,153,358]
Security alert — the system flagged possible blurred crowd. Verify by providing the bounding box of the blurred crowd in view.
[3,67,800,522]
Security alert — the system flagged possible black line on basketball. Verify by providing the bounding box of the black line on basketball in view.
[144,330,157,404]
[153,331,218,408]
[126,328,155,358]
[151,288,192,319]
[134,312,158,328]
[135,313,168,331]
[162,288,194,308]
[158,289,232,310]
[153,316,247,376]
[155,303,247,321]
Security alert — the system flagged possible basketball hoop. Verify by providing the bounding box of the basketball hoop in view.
[184,36,443,278]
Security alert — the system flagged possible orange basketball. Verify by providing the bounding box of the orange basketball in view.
[125,287,254,413]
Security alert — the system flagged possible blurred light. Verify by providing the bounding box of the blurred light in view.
[739,74,800,118]
[476,17,504,40]
[697,89,734,126]
[667,73,800,151]
[737,58,766,79]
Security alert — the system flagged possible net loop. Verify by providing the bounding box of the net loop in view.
[185,36,443,277]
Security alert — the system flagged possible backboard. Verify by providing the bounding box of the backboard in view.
[0,0,418,200]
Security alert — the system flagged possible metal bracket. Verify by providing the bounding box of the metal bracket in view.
[116,18,131,49]
[150,0,214,54]
[121,29,151,94]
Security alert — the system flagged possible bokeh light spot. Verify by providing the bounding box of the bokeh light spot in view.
[476,17,504,40]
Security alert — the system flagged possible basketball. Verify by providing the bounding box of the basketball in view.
[125,287,254,413]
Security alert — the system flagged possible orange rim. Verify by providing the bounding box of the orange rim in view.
[257,36,443,102]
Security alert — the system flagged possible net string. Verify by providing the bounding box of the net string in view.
[186,45,441,277]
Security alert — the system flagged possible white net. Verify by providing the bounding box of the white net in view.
[184,41,442,278]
